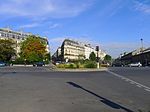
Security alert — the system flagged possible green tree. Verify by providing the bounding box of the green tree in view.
[20,35,47,63]
[104,54,112,61]
[0,39,16,62]
[89,52,96,61]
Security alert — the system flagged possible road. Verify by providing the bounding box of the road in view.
[0,66,149,112]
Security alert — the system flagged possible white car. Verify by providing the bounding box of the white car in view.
[129,62,142,67]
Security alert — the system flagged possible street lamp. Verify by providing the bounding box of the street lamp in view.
[140,38,143,52]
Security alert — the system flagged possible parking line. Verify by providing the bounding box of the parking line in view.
[107,70,150,93]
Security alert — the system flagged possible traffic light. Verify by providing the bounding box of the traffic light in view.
[96,46,99,51]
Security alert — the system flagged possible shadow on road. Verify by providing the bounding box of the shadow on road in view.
[67,81,134,112]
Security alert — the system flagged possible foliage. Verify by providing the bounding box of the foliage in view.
[12,57,24,64]
[104,54,112,61]
[20,35,47,63]
[89,52,96,61]
[57,60,98,69]
[57,63,77,69]
[0,39,16,62]
[84,61,97,68]
[57,64,66,68]
[66,63,77,69]
[45,53,51,63]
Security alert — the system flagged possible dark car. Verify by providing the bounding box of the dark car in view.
[143,62,150,67]
[112,62,124,67]
[33,62,45,67]
[0,61,6,67]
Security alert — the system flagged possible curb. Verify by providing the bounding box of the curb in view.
[53,68,108,72]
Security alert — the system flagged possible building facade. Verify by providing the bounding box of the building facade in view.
[84,44,95,59]
[0,28,50,58]
[53,39,106,62]
[61,39,85,61]
[121,48,150,66]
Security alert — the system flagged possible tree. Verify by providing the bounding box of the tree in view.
[89,52,96,61]
[0,39,16,62]
[104,54,112,61]
[20,35,47,63]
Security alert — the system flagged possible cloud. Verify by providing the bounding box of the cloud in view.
[102,42,138,49]
[17,20,61,30]
[134,0,150,14]
[19,23,40,28]
[98,0,123,18]
[0,0,95,18]
[49,23,60,29]
[100,42,144,58]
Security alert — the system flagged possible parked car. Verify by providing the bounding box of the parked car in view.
[143,62,150,67]
[0,61,6,67]
[33,62,45,67]
[112,62,124,67]
[55,61,62,65]
[128,62,142,67]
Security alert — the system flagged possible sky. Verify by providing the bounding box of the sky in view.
[0,0,150,58]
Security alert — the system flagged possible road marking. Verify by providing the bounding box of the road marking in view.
[145,89,150,92]
[107,70,150,93]
[130,81,135,84]
[125,79,129,82]
[136,85,142,88]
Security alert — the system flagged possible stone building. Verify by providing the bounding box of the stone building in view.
[53,39,106,62]
[0,28,50,58]
[61,39,85,61]
[121,48,150,65]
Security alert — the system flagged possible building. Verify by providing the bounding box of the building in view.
[53,39,106,62]
[84,44,95,59]
[121,47,150,66]
[84,44,106,60]
[61,39,85,61]
[0,28,32,55]
[97,50,106,60]
[52,47,62,62]
[0,28,50,58]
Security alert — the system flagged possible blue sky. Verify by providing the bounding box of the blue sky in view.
[0,0,150,58]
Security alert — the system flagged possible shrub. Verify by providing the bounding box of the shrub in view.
[57,64,66,68]
[65,63,77,69]
[84,61,97,68]
[12,58,24,64]
[57,63,77,69]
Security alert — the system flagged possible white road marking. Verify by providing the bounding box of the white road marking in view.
[107,70,150,93]
[130,82,135,84]
[125,79,129,82]
[136,85,142,88]
[145,89,150,92]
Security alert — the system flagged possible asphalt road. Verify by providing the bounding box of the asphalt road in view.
[0,66,149,112]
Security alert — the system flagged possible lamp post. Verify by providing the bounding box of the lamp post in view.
[140,38,143,52]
